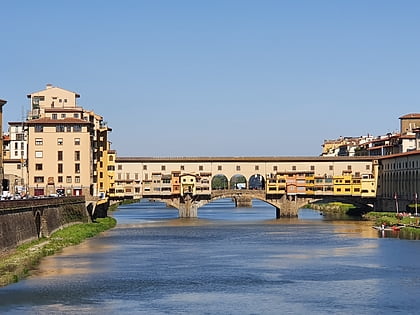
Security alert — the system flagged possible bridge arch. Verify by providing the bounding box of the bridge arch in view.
[230,174,247,189]
[211,174,229,190]
[249,174,265,190]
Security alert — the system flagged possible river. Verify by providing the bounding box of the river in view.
[1,199,420,314]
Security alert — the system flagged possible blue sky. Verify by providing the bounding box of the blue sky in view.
[1,1,420,157]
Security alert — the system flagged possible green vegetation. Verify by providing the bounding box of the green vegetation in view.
[306,202,356,213]
[364,212,420,237]
[364,212,420,226]
[0,216,116,287]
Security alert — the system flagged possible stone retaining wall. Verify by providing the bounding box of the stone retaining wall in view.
[0,197,88,253]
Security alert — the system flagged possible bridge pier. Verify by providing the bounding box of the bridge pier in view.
[269,195,310,218]
[234,196,252,208]
[178,194,198,218]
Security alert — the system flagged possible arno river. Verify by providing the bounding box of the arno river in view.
[1,200,420,314]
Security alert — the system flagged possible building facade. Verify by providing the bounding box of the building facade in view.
[25,84,113,197]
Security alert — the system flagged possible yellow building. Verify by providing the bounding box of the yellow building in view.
[180,174,196,195]
[333,171,353,196]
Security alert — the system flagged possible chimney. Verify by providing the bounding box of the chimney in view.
[46,83,53,89]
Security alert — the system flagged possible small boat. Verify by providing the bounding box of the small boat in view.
[372,225,405,231]
[373,226,394,231]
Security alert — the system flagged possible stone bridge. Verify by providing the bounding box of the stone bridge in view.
[157,189,313,218]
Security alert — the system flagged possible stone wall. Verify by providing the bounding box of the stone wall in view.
[0,197,88,253]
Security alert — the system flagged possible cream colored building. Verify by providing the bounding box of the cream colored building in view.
[25,84,113,197]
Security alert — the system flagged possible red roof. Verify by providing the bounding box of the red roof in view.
[399,113,420,119]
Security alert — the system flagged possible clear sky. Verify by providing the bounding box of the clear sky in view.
[1,0,420,157]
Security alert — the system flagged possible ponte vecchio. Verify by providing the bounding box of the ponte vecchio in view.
[113,156,378,218]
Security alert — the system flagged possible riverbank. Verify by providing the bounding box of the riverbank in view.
[0,216,116,287]
[364,212,420,238]
[305,201,367,216]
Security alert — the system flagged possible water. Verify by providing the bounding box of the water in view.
[1,199,420,314]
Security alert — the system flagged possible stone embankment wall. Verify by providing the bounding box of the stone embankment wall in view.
[0,197,88,253]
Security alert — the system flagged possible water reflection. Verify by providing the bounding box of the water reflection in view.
[2,199,420,314]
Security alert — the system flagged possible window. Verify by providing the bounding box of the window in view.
[35,151,43,158]
[34,176,44,183]
[58,176,63,183]
[66,176,72,183]
[58,164,63,173]
[135,173,139,180]
[75,163,80,173]
[100,172,103,179]
[74,151,80,161]
[347,165,352,171]
[66,126,72,132]
[161,165,166,171]
[255,165,259,171]
[58,151,63,161]
[52,114,57,119]
[73,125,81,132]
[292,166,296,171]
[310,165,315,171]
[74,138,80,145]
[14,143,18,149]
[75,176,80,183]
[57,138,63,145]
[35,125,43,132]
[199,165,204,171]
[61,113,66,118]
[109,155,114,161]
[126,173,130,180]
[74,113,79,118]
[218,165,222,171]
[35,164,43,171]
[236,165,241,171]
[35,138,43,145]
[366,164,370,170]
[143,165,147,170]
[118,165,123,170]
[180,165,185,171]
[273,166,278,171]
[56,125,65,132]
[329,165,333,171]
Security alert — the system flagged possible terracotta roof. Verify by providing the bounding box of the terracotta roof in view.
[45,107,84,112]
[25,117,91,125]
[399,113,420,119]
[116,156,377,163]
[379,150,420,160]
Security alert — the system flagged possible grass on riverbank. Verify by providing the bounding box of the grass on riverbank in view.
[364,212,420,237]
[0,216,116,287]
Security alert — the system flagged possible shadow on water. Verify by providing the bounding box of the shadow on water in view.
[114,198,327,225]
